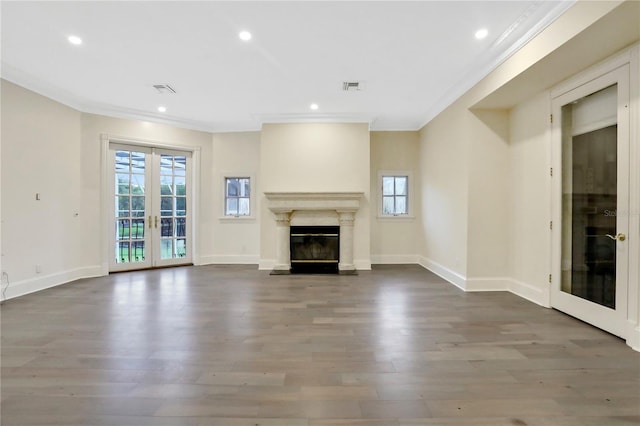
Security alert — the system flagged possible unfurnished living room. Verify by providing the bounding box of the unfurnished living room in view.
[1,1,639,425]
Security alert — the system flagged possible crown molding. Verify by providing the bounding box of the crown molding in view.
[257,113,374,126]
[418,0,576,129]
[1,62,262,134]
[2,62,89,112]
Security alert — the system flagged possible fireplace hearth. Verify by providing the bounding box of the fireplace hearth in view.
[290,226,339,274]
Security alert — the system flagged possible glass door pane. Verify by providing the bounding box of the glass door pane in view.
[560,85,618,309]
[112,148,151,270]
[155,151,190,266]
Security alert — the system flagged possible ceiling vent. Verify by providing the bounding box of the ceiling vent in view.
[342,81,363,92]
[153,84,176,94]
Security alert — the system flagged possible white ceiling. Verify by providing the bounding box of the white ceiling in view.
[1,1,574,132]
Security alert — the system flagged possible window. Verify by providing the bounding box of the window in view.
[225,177,250,216]
[382,175,408,216]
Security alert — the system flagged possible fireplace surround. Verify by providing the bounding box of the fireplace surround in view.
[264,192,363,274]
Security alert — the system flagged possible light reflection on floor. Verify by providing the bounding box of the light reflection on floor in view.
[109,268,194,360]
[376,283,411,355]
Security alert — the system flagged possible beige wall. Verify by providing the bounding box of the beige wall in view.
[370,131,421,263]
[1,83,409,297]
[508,91,552,304]
[417,103,511,289]
[1,81,84,297]
[417,0,638,291]
[80,113,214,271]
[418,100,470,284]
[466,109,510,283]
[1,83,251,298]
[209,131,261,263]
[259,123,371,269]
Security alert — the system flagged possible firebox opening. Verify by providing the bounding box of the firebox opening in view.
[290,226,339,274]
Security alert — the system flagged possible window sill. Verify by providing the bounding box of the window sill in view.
[218,216,256,223]
[376,215,415,221]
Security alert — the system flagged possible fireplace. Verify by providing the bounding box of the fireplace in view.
[290,226,339,273]
[264,191,363,274]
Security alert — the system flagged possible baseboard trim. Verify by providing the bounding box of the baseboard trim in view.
[259,259,277,271]
[416,257,549,308]
[371,254,419,264]
[465,277,511,292]
[509,278,550,307]
[199,255,260,265]
[463,277,549,308]
[354,259,372,271]
[418,256,467,290]
[1,265,104,301]
[626,322,640,352]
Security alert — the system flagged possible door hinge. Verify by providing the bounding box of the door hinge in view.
[549,274,552,283]
[550,221,553,230]
[550,167,553,177]
[550,114,553,124]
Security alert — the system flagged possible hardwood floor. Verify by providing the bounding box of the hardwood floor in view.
[1,265,639,425]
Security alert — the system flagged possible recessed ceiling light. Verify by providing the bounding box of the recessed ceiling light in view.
[157,106,167,113]
[475,28,488,40]
[68,35,82,45]
[239,31,252,41]
[310,103,319,110]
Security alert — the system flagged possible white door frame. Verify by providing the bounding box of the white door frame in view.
[100,134,200,274]
[550,45,640,349]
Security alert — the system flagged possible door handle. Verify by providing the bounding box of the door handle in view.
[148,215,152,229]
[606,233,626,242]
[155,216,159,229]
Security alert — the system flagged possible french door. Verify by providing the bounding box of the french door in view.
[109,143,192,272]
[551,65,630,338]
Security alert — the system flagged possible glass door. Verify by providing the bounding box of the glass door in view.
[110,145,153,271]
[551,66,629,338]
[109,144,192,272]
[154,151,191,267]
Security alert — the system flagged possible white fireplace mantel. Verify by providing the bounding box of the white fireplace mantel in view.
[263,191,363,213]
[264,192,364,273]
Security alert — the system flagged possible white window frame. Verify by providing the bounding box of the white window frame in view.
[220,174,256,220]
[378,170,414,219]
